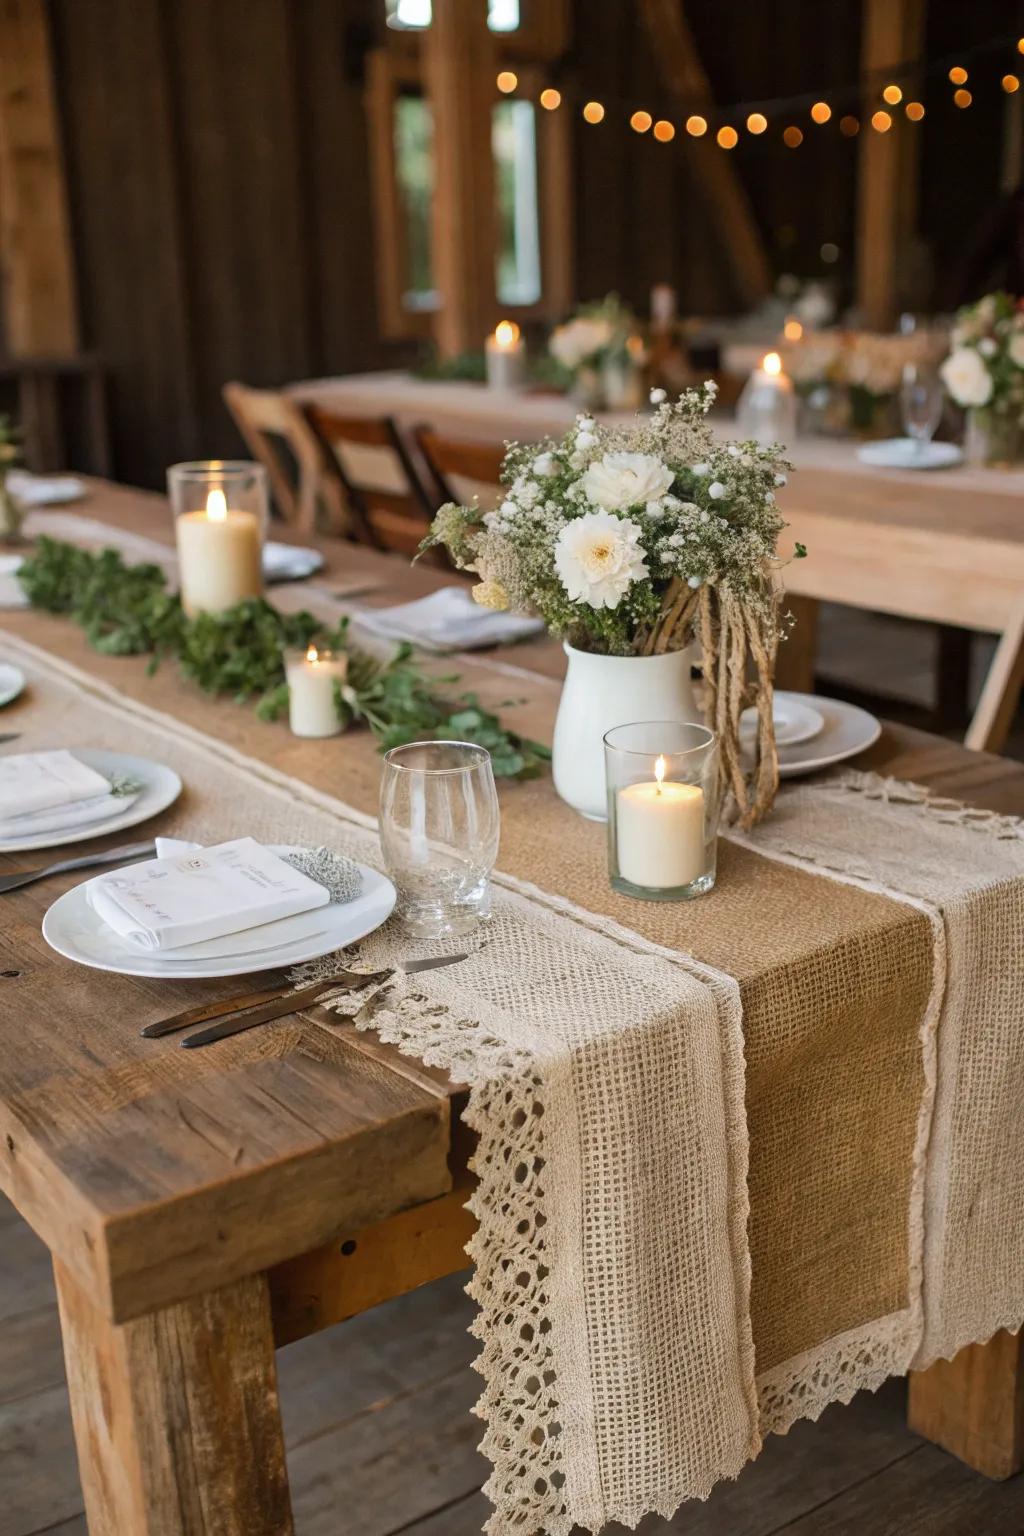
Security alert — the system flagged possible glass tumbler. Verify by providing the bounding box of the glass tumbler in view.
[899,363,944,453]
[604,721,719,900]
[379,741,500,938]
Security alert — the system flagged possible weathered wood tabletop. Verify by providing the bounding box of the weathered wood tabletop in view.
[1,482,1022,1534]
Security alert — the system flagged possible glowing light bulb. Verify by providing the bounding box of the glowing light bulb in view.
[685,114,707,137]
[839,114,860,136]
[540,88,561,111]
[583,100,605,124]
[882,84,902,105]
[871,110,892,132]
[747,112,768,134]
[905,101,925,121]
[953,88,972,109]
[783,125,803,148]
[810,101,832,124]
[653,119,675,142]
[496,70,517,93]
[949,66,968,85]
[1003,75,1020,94]
[717,125,738,149]
[630,110,652,133]
[206,488,227,521]
[763,352,782,376]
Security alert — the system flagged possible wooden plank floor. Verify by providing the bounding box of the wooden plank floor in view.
[3,1191,1024,1534]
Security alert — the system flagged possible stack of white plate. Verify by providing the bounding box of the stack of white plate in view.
[741,692,881,779]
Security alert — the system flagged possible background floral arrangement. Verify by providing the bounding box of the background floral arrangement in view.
[940,293,1024,444]
[782,329,939,431]
[423,384,795,827]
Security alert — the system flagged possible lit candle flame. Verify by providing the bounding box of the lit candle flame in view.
[306,645,319,664]
[205,488,227,521]
[494,320,520,349]
[783,318,803,341]
[654,754,666,793]
[763,351,782,376]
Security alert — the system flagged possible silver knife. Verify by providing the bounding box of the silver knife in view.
[0,839,156,895]
[179,952,470,1049]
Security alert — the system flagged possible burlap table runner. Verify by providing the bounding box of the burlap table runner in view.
[5,557,1024,1531]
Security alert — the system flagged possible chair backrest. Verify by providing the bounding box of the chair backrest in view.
[222,382,348,535]
[415,428,506,513]
[303,405,436,556]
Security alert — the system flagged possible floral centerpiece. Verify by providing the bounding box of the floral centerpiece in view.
[782,331,937,435]
[422,383,794,828]
[549,295,644,410]
[0,414,25,545]
[940,293,1024,466]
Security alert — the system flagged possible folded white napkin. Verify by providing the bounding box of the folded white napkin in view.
[0,789,139,840]
[0,750,111,819]
[6,471,86,507]
[0,555,28,609]
[357,586,544,651]
[263,541,323,581]
[86,835,330,952]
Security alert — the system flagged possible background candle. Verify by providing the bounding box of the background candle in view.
[285,645,348,738]
[735,350,798,447]
[175,488,263,615]
[616,756,705,888]
[485,320,527,390]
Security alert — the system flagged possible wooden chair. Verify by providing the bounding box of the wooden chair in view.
[222,381,349,536]
[414,428,506,513]
[303,405,436,556]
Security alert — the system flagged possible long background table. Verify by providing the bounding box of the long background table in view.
[289,371,1024,756]
[1,482,1023,1534]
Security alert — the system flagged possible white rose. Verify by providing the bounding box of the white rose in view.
[940,347,994,408]
[1009,334,1024,369]
[582,451,674,511]
[554,511,649,609]
[549,317,614,369]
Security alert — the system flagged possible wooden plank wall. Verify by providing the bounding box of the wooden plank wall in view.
[47,0,388,488]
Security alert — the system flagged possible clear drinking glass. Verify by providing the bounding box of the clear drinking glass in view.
[900,364,944,453]
[604,721,719,901]
[379,741,500,938]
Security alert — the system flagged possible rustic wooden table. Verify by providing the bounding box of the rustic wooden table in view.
[0,483,1021,1534]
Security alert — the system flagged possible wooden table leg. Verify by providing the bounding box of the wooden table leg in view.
[908,1329,1024,1480]
[54,1260,294,1535]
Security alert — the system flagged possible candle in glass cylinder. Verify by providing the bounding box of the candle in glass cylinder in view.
[175,488,263,615]
[285,645,349,738]
[736,350,798,447]
[485,320,527,390]
[616,755,705,889]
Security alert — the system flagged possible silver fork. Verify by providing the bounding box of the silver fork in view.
[0,839,156,895]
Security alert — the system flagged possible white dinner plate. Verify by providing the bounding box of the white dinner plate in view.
[856,439,964,471]
[0,663,25,707]
[769,694,882,778]
[741,691,823,748]
[263,542,325,582]
[7,471,87,506]
[42,844,396,979]
[0,748,182,853]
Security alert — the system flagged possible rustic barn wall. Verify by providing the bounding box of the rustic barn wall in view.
[48,0,387,487]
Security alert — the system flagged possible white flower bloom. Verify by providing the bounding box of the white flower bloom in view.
[940,347,994,408]
[687,575,702,588]
[582,451,674,511]
[515,479,541,508]
[727,444,741,458]
[649,387,667,404]
[708,481,726,500]
[979,337,998,358]
[554,511,649,609]
[575,430,597,450]
[764,491,775,504]
[691,462,709,476]
[500,500,516,518]
[644,499,666,519]
[775,473,788,486]
[533,452,557,477]
[1009,333,1024,369]
[576,416,596,434]
[550,318,614,369]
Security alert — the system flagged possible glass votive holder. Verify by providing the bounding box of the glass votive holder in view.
[379,741,500,939]
[284,645,349,739]
[603,721,719,901]
[167,460,268,616]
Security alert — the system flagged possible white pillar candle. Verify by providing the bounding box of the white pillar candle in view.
[736,350,798,447]
[616,756,706,889]
[285,645,349,738]
[175,488,263,615]
[485,320,527,390]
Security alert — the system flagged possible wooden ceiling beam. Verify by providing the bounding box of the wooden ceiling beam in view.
[0,0,78,356]
[638,0,773,309]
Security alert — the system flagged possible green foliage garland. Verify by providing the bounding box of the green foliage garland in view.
[17,537,548,780]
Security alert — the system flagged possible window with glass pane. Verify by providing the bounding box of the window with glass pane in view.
[385,0,520,30]
[394,94,437,310]
[493,100,541,306]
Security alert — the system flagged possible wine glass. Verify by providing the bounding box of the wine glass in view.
[379,741,500,938]
[900,363,944,455]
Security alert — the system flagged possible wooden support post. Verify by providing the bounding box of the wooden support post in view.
[909,1330,1024,1480]
[423,0,497,358]
[55,1261,294,1536]
[638,0,772,309]
[0,0,78,354]
[855,0,925,330]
